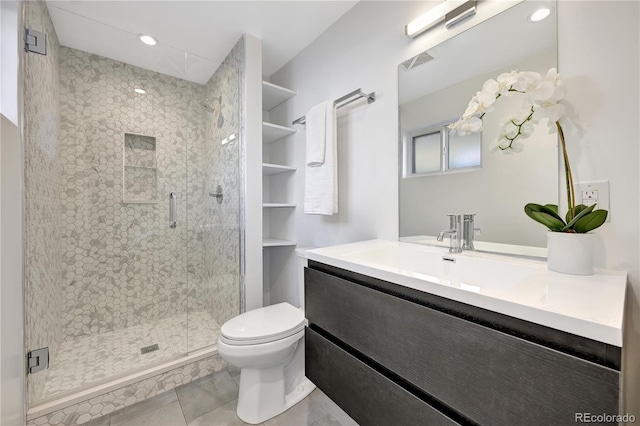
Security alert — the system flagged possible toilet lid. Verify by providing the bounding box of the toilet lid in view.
[220,302,306,343]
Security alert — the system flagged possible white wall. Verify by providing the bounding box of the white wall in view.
[270,0,639,415]
[0,115,24,426]
[244,34,264,311]
[556,1,640,416]
[0,0,25,424]
[1,0,19,124]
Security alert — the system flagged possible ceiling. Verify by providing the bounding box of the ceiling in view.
[47,0,358,84]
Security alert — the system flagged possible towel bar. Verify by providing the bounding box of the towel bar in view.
[292,88,375,126]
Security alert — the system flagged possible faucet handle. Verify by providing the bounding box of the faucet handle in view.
[447,213,460,227]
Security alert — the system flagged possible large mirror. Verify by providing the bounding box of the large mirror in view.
[399,0,558,256]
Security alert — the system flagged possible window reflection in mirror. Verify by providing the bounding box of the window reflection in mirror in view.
[404,120,481,177]
[398,1,558,254]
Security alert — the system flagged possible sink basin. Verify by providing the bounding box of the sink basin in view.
[341,244,540,291]
[399,235,548,258]
[304,240,626,346]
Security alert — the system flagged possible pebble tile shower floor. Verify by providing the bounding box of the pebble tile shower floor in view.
[84,368,358,426]
[40,311,220,400]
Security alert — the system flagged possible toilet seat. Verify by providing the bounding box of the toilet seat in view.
[220,302,306,346]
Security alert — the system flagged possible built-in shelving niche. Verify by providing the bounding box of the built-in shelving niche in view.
[123,133,157,203]
[262,80,297,306]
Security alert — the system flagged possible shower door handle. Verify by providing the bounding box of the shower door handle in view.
[169,192,177,228]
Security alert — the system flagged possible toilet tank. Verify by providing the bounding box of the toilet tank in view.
[295,248,313,310]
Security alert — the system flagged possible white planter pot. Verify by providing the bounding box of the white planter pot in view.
[547,231,595,276]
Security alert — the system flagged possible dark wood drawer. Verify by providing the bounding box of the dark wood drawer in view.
[305,267,620,426]
[306,326,459,426]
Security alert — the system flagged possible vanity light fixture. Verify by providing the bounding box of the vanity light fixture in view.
[445,1,477,29]
[138,34,157,46]
[530,7,551,22]
[134,88,146,94]
[406,0,474,38]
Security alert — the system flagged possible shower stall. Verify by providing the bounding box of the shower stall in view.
[23,0,245,412]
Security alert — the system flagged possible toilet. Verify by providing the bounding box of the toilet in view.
[217,252,316,424]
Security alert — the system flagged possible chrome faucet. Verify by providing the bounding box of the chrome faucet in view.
[462,214,481,250]
[437,214,463,253]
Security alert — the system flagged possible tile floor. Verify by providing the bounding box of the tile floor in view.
[84,368,358,426]
[40,311,220,401]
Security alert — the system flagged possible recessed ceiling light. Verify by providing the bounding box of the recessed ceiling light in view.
[134,88,146,94]
[138,34,157,46]
[530,7,551,22]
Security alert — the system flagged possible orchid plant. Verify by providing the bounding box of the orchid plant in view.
[449,68,607,233]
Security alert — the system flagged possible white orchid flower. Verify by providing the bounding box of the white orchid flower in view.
[513,71,541,92]
[463,80,498,119]
[505,141,524,154]
[528,80,556,102]
[500,119,519,139]
[533,101,565,125]
[453,67,566,150]
[476,79,499,106]
[497,71,518,94]
[520,120,535,138]
[545,68,562,88]
[462,101,480,119]
[454,116,483,136]
[539,68,565,102]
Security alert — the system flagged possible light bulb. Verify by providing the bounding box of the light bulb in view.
[530,8,551,22]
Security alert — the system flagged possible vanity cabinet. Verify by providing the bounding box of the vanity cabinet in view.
[304,261,621,426]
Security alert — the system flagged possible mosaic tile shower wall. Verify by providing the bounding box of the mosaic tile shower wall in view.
[58,46,206,341]
[24,0,63,405]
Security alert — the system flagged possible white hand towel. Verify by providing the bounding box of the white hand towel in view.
[305,102,329,167]
[304,103,338,215]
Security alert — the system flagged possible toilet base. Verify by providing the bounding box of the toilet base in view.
[235,338,316,424]
[237,369,315,424]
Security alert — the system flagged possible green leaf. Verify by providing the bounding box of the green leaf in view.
[573,210,608,233]
[529,211,566,231]
[565,204,590,223]
[562,204,596,231]
[525,203,565,224]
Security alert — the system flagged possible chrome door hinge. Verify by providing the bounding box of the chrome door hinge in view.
[27,347,49,374]
[25,28,47,55]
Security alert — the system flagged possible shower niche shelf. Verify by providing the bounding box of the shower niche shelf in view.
[124,165,156,170]
[263,122,296,144]
[262,81,297,111]
[123,133,157,203]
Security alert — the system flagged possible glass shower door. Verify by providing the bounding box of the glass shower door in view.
[186,55,242,353]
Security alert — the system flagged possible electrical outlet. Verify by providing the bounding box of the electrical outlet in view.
[575,181,610,222]
[582,190,598,207]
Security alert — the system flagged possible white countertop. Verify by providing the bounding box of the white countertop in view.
[303,240,627,347]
